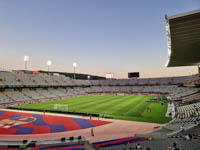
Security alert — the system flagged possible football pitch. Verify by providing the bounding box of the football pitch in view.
[14,95,171,124]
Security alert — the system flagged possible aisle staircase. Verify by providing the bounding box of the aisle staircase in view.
[101,86,104,92]
[129,86,133,93]
[150,86,155,92]
[2,92,13,101]
[140,86,146,92]
[119,86,121,93]
[110,87,112,93]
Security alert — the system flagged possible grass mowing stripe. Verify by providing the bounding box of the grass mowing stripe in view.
[126,100,147,117]
[68,95,112,111]
[124,96,152,116]
[13,95,172,124]
[49,95,111,111]
[122,96,145,114]
[70,95,120,112]
[74,95,127,113]
[142,103,171,123]
[83,95,131,114]
[57,95,103,104]
[16,95,100,110]
[110,95,146,115]
[96,95,134,114]
[66,95,109,107]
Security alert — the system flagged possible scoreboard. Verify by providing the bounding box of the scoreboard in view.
[128,72,139,78]
[106,73,114,79]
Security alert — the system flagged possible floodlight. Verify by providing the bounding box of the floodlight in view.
[24,56,29,62]
[73,62,77,80]
[24,55,29,70]
[47,60,52,66]
[47,60,52,75]
[73,62,77,68]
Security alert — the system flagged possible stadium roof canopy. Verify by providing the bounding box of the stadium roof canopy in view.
[165,9,200,67]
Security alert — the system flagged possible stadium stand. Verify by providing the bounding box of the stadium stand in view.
[0,72,199,149]
[2,73,199,149]
[0,136,95,150]
[0,71,199,106]
[121,86,130,93]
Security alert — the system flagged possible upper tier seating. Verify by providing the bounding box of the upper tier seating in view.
[0,71,199,88]
[0,71,199,108]
[0,72,21,87]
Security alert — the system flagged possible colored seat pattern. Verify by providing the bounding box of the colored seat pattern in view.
[0,110,111,135]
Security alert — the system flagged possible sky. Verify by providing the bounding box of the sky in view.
[0,0,199,78]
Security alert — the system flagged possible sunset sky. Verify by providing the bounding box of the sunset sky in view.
[0,0,199,78]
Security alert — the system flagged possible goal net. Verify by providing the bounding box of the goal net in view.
[54,104,68,111]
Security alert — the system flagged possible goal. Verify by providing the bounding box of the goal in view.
[54,104,68,111]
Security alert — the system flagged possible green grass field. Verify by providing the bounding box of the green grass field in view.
[13,95,171,124]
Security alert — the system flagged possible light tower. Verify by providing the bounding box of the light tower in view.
[73,62,77,80]
[47,60,52,75]
[24,55,29,70]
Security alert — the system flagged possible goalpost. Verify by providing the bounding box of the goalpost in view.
[54,104,68,112]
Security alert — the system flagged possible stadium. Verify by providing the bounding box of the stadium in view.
[0,2,200,150]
